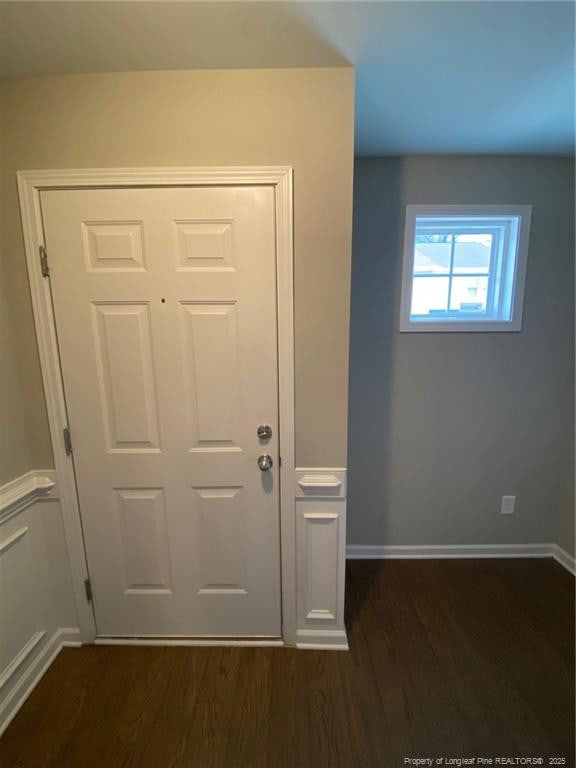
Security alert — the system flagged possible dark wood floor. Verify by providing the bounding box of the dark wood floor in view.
[1,559,574,768]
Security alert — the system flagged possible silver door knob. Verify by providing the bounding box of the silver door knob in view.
[258,454,273,471]
[257,424,272,440]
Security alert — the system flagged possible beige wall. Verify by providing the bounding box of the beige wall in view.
[349,156,574,549]
[1,68,354,478]
[0,219,35,485]
[1,79,38,484]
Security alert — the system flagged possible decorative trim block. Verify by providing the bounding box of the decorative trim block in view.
[295,468,346,499]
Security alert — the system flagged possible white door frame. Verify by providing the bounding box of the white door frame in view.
[17,167,296,646]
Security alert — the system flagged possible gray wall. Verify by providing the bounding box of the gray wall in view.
[348,156,574,551]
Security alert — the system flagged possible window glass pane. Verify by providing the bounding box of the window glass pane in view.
[413,236,452,274]
[453,234,492,274]
[449,275,489,313]
[411,276,449,316]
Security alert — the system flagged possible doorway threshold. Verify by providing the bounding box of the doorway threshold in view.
[94,636,285,647]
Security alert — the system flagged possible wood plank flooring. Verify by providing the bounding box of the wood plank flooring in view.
[1,559,573,768]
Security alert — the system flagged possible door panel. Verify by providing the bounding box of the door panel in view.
[194,485,247,593]
[83,221,146,272]
[174,220,234,271]
[92,302,161,451]
[180,301,241,450]
[115,487,172,594]
[41,186,281,637]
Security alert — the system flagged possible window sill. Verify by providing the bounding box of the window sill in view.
[399,320,522,333]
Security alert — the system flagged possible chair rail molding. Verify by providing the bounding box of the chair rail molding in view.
[295,468,348,650]
[0,470,58,525]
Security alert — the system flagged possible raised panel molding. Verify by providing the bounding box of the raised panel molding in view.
[174,219,235,272]
[114,488,172,594]
[82,220,145,272]
[0,526,30,555]
[179,301,241,452]
[0,631,46,690]
[193,486,247,595]
[295,468,348,651]
[0,470,58,525]
[302,511,339,621]
[92,302,161,452]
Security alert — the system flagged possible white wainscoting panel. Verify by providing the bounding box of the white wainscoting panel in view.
[295,468,348,650]
[0,470,80,735]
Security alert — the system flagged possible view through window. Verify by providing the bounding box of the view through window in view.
[400,206,531,332]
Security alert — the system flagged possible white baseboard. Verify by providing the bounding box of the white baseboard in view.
[347,543,576,575]
[295,629,349,651]
[551,544,576,576]
[0,628,81,738]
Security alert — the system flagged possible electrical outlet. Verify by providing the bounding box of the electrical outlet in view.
[501,495,516,515]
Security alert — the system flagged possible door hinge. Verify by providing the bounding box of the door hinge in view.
[39,245,50,277]
[63,426,73,456]
[84,578,93,603]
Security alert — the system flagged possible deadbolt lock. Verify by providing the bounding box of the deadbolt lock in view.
[257,424,272,440]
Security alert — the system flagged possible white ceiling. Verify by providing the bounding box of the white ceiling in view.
[1,1,574,155]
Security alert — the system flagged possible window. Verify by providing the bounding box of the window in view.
[400,205,532,332]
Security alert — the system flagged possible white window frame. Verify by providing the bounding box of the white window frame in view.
[399,204,532,332]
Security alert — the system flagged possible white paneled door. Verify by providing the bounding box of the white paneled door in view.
[40,186,281,637]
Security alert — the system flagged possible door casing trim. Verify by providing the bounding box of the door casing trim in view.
[17,167,296,645]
